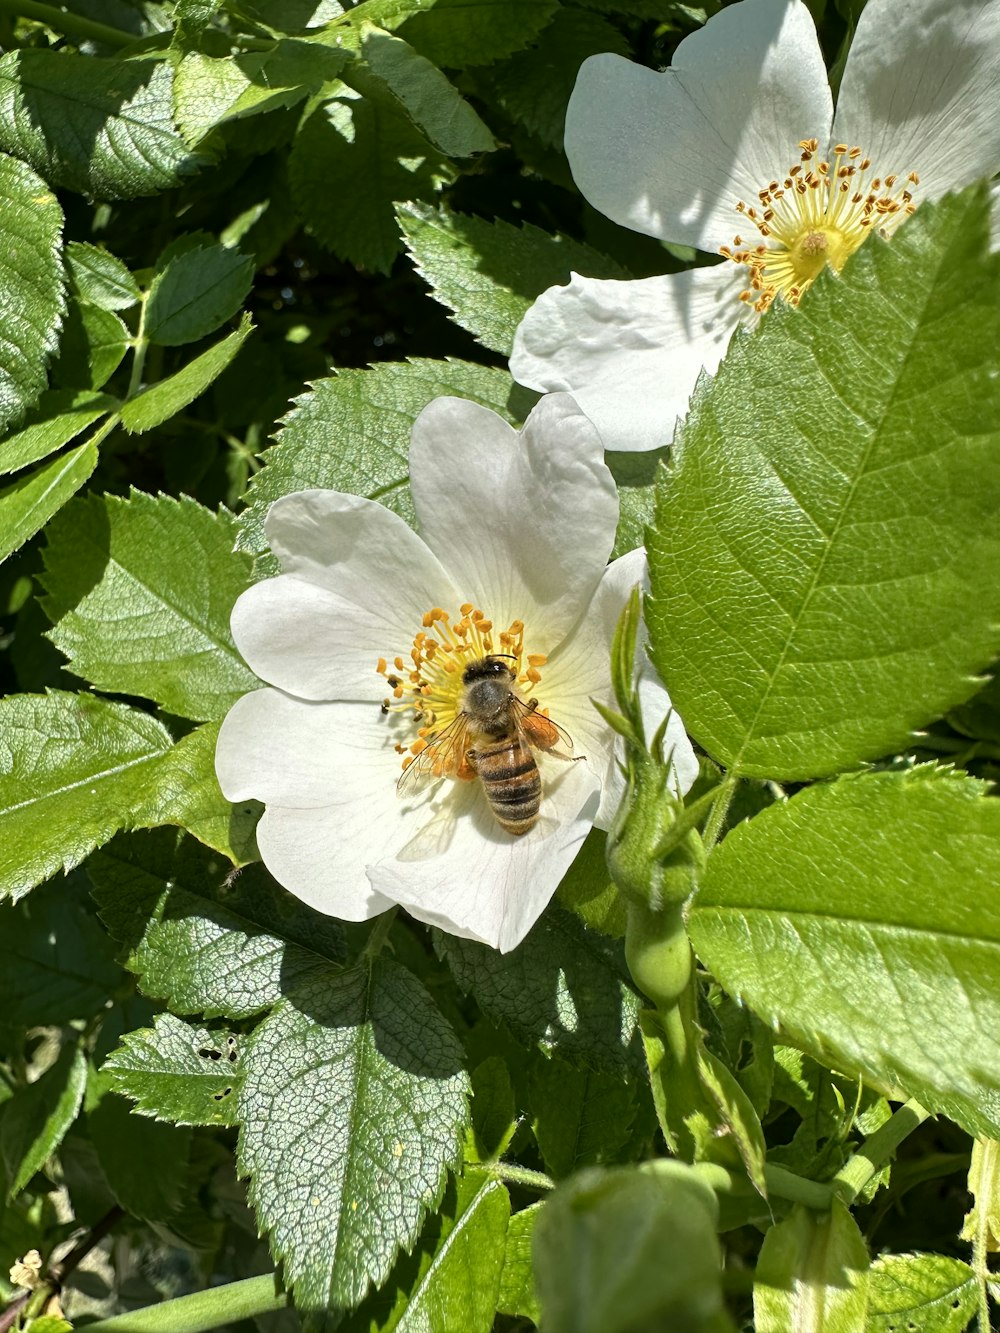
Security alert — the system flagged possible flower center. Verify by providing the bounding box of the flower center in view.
[377,603,548,774]
[720,139,919,312]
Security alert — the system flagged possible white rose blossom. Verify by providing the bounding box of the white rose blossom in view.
[215,394,698,953]
[510,0,1000,452]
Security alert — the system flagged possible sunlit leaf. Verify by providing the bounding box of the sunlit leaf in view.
[103,1012,244,1127]
[238,957,469,1309]
[0,53,204,199]
[0,154,65,434]
[690,765,1000,1139]
[647,185,1000,779]
[41,491,257,721]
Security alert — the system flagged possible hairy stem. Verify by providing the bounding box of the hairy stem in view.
[485,1163,554,1192]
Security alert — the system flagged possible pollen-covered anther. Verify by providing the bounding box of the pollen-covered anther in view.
[723,138,921,312]
[377,603,547,769]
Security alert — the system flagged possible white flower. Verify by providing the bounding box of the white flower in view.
[216,394,698,952]
[511,0,1000,452]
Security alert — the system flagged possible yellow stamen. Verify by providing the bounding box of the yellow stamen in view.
[722,138,920,312]
[377,603,547,772]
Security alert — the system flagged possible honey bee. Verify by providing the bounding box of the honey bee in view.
[397,655,579,835]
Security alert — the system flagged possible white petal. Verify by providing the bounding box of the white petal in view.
[231,490,459,700]
[833,0,1000,197]
[215,689,417,918]
[409,394,619,645]
[370,758,601,952]
[255,807,394,921]
[511,267,747,452]
[565,1,832,252]
[216,688,408,811]
[540,546,698,829]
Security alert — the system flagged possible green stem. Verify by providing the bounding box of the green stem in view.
[77,1275,288,1333]
[694,1160,834,1212]
[701,775,737,850]
[831,1099,930,1206]
[127,297,150,400]
[0,0,133,46]
[485,1163,554,1192]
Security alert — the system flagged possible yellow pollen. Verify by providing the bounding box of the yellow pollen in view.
[376,603,548,772]
[723,139,920,312]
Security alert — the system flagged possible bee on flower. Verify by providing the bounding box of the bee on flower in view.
[215,394,698,952]
[511,0,1000,452]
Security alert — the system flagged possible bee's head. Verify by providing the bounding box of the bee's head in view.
[462,654,517,687]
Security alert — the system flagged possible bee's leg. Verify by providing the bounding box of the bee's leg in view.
[456,749,478,782]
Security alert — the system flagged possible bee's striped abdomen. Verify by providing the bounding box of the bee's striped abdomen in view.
[471,734,541,835]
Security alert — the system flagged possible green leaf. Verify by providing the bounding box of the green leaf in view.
[65,241,140,311]
[89,829,345,1019]
[361,28,494,158]
[51,297,129,391]
[118,311,252,433]
[397,203,626,355]
[146,242,253,346]
[467,1056,516,1164]
[0,53,204,200]
[533,1162,730,1333]
[237,957,469,1309]
[238,358,526,558]
[0,876,122,1033]
[139,721,260,864]
[754,1201,868,1333]
[689,766,1000,1140]
[0,439,97,566]
[0,691,175,902]
[866,1253,977,1333]
[531,1061,636,1180]
[437,905,644,1074]
[496,1201,541,1321]
[103,1013,243,1127]
[41,491,257,721]
[289,82,450,274]
[480,8,629,149]
[1,1043,87,1197]
[88,1073,193,1222]
[0,155,65,434]
[235,0,345,29]
[396,0,559,67]
[647,185,1000,780]
[174,42,348,144]
[949,669,1000,744]
[173,0,223,41]
[0,389,112,476]
[343,1171,510,1332]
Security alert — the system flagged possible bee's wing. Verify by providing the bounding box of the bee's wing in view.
[396,714,474,797]
[512,697,576,758]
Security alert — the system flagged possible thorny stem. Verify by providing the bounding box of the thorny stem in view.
[0,0,134,45]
